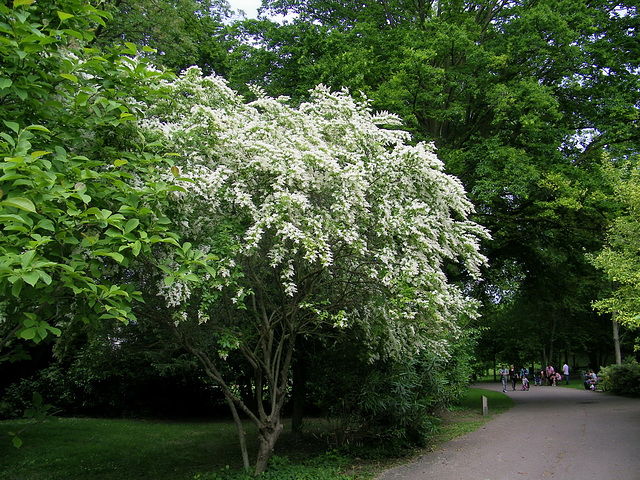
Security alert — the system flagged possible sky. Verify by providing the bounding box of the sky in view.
[228,0,262,18]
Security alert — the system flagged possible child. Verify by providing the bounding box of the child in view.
[522,376,530,391]
[534,370,542,386]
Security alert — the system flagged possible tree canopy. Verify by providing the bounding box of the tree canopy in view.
[592,157,640,329]
[224,0,640,366]
[0,0,197,360]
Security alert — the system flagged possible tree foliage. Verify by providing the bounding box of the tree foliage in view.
[591,158,640,329]
[0,0,192,361]
[226,0,640,366]
[94,0,235,75]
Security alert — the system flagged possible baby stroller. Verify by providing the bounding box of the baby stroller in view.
[533,372,542,386]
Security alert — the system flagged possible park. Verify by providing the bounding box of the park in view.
[1,0,640,478]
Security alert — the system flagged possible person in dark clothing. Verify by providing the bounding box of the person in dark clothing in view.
[509,365,518,391]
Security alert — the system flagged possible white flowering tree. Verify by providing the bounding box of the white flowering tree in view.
[142,67,489,475]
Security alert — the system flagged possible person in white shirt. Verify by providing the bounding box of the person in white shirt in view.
[562,363,570,385]
[499,365,509,393]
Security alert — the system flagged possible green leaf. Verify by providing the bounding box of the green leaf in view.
[0,132,15,146]
[124,42,138,54]
[27,125,51,133]
[13,88,27,100]
[48,326,61,336]
[57,11,75,22]
[39,270,53,285]
[3,121,19,134]
[20,250,36,269]
[0,214,31,225]
[1,197,36,212]
[60,73,78,83]
[97,251,125,263]
[0,78,12,89]
[124,218,139,233]
[13,0,34,7]
[21,270,40,287]
[75,91,90,106]
[19,327,36,340]
[36,219,55,231]
[11,435,23,449]
[30,150,52,158]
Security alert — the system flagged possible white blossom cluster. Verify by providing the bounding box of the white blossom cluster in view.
[142,67,489,359]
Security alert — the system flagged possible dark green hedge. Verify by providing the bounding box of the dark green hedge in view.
[599,362,640,397]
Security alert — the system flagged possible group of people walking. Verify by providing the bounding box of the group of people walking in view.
[499,363,571,393]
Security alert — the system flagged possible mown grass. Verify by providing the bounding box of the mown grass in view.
[430,387,514,446]
[0,387,515,480]
[0,417,260,480]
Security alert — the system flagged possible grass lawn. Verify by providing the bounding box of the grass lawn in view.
[0,417,259,480]
[0,387,515,480]
[430,387,514,446]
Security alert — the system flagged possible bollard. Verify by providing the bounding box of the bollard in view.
[482,395,489,416]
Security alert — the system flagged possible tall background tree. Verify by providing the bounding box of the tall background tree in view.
[94,0,235,75]
[225,0,640,368]
[591,156,640,357]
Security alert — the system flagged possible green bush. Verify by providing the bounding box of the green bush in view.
[193,454,353,480]
[599,362,640,396]
[305,330,475,452]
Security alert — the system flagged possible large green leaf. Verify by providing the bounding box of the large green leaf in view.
[1,197,36,212]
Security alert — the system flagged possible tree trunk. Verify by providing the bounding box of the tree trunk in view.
[225,395,251,472]
[291,345,307,439]
[254,419,284,475]
[548,310,558,367]
[613,315,622,365]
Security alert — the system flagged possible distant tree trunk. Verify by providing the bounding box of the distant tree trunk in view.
[493,353,497,382]
[548,310,558,367]
[291,350,306,439]
[613,315,622,365]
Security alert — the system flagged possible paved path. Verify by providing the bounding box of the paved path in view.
[377,382,640,480]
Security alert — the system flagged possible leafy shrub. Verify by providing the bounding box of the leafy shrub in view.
[194,454,353,480]
[305,329,476,452]
[599,361,640,397]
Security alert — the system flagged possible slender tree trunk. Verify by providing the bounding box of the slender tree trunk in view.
[291,337,307,439]
[291,357,306,439]
[548,310,558,367]
[613,315,622,365]
[225,394,251,472]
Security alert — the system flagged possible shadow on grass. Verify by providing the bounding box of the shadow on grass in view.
[0,417,259,480]
[0,388,515,480]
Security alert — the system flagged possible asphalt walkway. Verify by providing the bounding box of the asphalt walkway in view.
[376,382,640,480]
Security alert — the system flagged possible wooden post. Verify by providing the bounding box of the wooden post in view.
[482,395,489,416]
